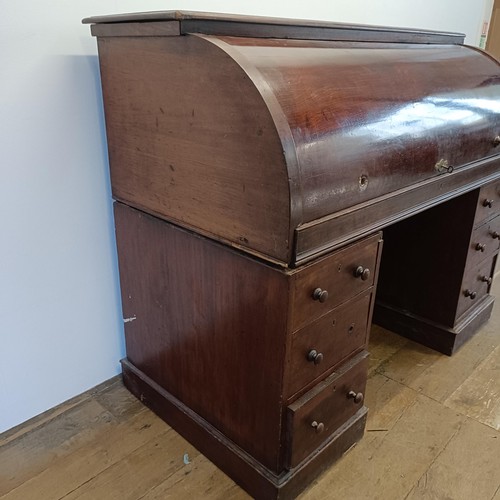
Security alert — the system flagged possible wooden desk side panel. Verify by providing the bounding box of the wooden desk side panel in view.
[376,189,478,326]
[114,203,289,472]
[97,35,291,263]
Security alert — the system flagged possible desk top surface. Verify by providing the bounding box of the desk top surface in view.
[82,10,465,45]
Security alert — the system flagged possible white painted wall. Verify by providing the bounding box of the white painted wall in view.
[0,0,494,433]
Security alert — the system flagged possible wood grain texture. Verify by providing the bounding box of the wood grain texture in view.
[375,180,499,354]
[1,402,167,500]
[294,156,500,264]
[2,289,499,499]
[93,22,500,266]
[287,352,368,467]
[217,36,500,224]
[83,10,465,44]
[290,233,381,331]
[90,21,180,37]
[287,290,372,398]
[114,202,289,472]
[406,418,500,500]
[374,296,495,356]
[475,179,500,225]
[466,216,500,270]
[444,344,500,430]
[456,256,497,319]
[98,35,291,263]
[81,12,500,498]
[120,357,368,500]
[376,189,479,326]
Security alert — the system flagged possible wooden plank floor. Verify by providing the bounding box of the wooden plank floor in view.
[1,280,499,500]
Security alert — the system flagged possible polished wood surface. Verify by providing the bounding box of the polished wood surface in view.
[91,21,180,37]
[114,202,289,472]
[83,10,465,44]
[375,182,499,354]
[295,157,500,263]
[287,352,368,467]
[3,301,498,499]
[98,35,291,263]
[287,290,372,398]
[215,36,500,224]
[290,234,381,330]
[113,201,382,497]
[121,357,368,500]
[86,11,500,499]
[475,180,500,224]
[93,22,500,266]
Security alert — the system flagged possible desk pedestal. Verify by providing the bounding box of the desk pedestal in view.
[375,183,499,354]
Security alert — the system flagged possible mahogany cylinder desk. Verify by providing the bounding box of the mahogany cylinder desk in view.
[83,11,500,499]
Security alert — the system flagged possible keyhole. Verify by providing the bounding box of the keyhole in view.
[359,174,369,191]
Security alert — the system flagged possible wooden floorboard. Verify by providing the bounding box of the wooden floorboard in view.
[1,283,499,500]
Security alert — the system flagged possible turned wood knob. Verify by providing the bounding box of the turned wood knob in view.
[483,199,494,208]
[354,266,371,281]
[347,391,364,404]
[311,421,325,434]
[494,135,500,147]
[307,349,324,365]
[312,288,329,303]
[491,231,500,240]
[464,289,477,299]
[476,243,486,252]
[481,275,492,286]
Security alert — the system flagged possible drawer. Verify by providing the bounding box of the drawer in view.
[474,181,500,226]
[286,351,368,468]
[466,215,500,269]
[456,256,497,320]
[290,233,382,331]
[287,290,372,398]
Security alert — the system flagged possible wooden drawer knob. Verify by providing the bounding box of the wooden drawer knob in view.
[307,349,324,365]
[347,391,364,404]
[491,231,500,240]
[494,135,500,147]
[312,288,329,303]
[311,421,325,434]
[483,199,494,208]
[464,289,477,299]
[481,275,492,285]
[354,266,371,281]
[475,243,486,252]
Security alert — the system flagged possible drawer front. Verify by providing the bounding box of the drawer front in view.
[291,233,382,332]
[467,215,500,269]
[474,181,500,226]
[456,256,497,320]
[287,351,368,468]
[287,290,372,398]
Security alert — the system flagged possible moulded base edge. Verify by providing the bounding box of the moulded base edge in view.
[121,358,368,500]
[373,295,495,356]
